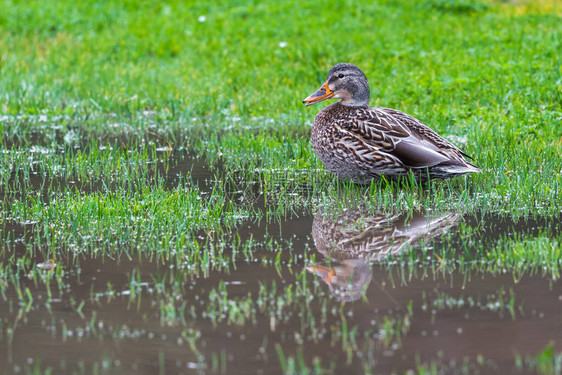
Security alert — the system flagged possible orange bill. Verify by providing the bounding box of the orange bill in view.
[302,80,334,106]
[306,265,336,284]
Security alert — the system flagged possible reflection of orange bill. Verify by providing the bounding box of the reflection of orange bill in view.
[302,80,334,107]
[306,265,335,284]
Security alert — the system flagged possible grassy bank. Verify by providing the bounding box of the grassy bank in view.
[1,0,560,216]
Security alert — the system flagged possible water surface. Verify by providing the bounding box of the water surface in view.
[1,152,560,374]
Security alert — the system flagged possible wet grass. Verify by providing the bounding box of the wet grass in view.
[1,0,561,374]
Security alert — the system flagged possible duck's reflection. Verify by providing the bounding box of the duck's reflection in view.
[308,209,459,302]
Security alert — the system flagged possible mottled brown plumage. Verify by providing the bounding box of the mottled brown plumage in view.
[303,63,481,184]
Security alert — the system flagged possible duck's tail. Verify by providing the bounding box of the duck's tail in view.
[432,161,481,177]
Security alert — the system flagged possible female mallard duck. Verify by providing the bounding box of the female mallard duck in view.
[303,63,481,183]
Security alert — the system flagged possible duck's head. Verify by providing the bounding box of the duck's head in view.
[303,63,370,108]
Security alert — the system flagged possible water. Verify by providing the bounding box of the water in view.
[1,152,561,374]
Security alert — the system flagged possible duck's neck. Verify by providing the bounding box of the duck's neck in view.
[318,102,358,117]
[338,98,369,108]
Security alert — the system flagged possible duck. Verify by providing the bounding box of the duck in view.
[303,63,481,184]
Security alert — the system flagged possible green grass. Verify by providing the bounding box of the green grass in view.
[1,0,561,216]
[1,0,561,374]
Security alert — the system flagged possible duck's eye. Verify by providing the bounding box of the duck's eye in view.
[338,73,345,79]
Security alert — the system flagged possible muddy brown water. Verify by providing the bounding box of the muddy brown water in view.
[1,153,561,374]
[2,210,561,374]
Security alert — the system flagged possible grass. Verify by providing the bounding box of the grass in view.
[1,0,561,374]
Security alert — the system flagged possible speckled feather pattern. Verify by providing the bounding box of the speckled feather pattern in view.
[311,102,480,183]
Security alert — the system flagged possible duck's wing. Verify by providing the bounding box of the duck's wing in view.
[338,106,473,170]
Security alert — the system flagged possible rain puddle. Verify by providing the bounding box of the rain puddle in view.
[0,148,215,199]
[1,151,561,374]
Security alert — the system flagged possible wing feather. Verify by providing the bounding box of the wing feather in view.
[334,106,471,169]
